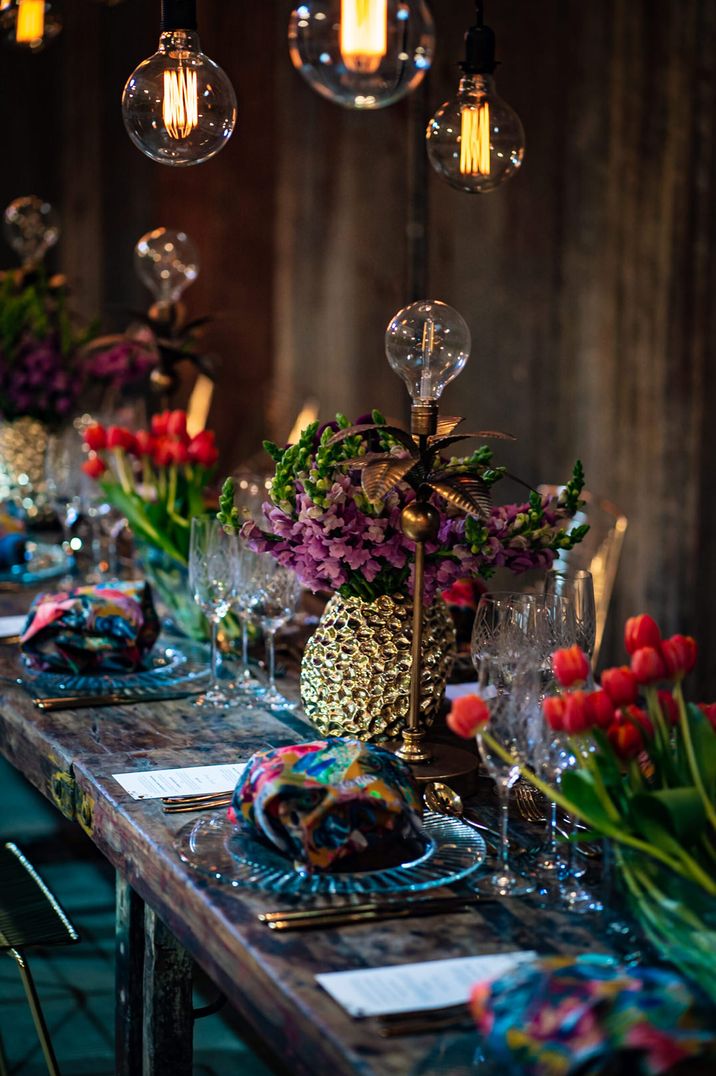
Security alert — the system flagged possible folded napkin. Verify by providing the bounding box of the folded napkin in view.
[229,739,423,872]
[21,581,160,674]
[470,955,716,1075]
[0,507,26,570]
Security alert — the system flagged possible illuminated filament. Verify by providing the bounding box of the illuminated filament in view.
[163,67,199,140]
[340,0,387,73]
[16,0,44,43]
[460,102,491,176]
[419,318,435,399]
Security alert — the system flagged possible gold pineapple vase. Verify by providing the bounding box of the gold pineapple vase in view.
[300,593,456,742]
[0,417,51,518]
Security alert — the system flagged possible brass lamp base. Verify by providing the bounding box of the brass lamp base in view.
[390,740,480,799]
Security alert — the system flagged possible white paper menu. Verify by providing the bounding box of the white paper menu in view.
[316,951,537,1018]
[112,762,246,800]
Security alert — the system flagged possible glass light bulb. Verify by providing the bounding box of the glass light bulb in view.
[122,30,237,166]
[427,75,525,193]
[288,0,434,110]
[3,196,60,266]
[0,0,61,51]
[134,228,199,303]
[385,300,470,403]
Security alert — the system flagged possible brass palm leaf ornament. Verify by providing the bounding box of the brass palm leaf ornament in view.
[328,416,514,519]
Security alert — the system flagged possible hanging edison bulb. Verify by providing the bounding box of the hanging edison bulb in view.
[0,0,62,51]
[426,2,524,193]
[289,0,434,110]
[4,196,60,267]
[122,0,236,166]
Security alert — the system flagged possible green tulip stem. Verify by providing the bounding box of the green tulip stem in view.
[674,682,716,833]
[479,729,716,894]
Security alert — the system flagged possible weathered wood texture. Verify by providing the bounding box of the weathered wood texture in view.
[142,905,193,1076]
[115,875,145,1076]
[1,2,715,685]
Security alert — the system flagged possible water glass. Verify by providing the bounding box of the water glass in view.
[45,429,84,585]
[247,557,302,710]
[189,517,239,710]
[544,568,596,660]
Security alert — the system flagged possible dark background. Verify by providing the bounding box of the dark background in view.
[1,0,715,687]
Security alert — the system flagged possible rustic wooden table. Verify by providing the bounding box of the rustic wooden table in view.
[0,590,611,1076]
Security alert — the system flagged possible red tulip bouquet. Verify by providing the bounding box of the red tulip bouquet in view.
[82,410,219,638]
[448,616,716,1000]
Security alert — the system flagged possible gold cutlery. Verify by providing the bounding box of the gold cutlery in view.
[260,894,491,931]
[33,691,200,712]
[162,792,232,814]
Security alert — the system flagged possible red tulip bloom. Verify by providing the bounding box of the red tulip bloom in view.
[657,690,679,727]
[660,634,697,679]
[84,423,106,451]
[447,694,490,738]
[585,689,615,729]
[152,437,174,468]
[552,645,590,688]
[134,430,155,457]
[151,411,171,437]
[188,430,219,468]
[631,646,666,684]
[607,715,644,760]
[106,426,137,453]
[82,455,107,479]
[543,695,567,731]
[625,614,661,655]
[563,690,591,734]
[166,409,189,440]
[600,666,638,706]
[623,704,653,739]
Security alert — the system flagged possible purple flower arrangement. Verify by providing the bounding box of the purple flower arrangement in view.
[83,334,157,391]
[219,413,588,604]
[0,269,91,425]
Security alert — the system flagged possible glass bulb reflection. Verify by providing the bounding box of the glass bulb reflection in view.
[385,300,470,403]
[122,30,236,166]
[289,0,434,110]
[134,228,199,303]
[3,196,60,266]
[427,75,525,193]
[0,0,61,51]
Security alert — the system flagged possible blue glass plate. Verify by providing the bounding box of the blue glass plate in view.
[176,810,487,895]
[0,541,69,585]
[24,642,210,698]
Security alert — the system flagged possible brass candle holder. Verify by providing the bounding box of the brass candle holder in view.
[330,300,512,792]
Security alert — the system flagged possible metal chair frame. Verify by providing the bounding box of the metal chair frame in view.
[0,842,79,1076]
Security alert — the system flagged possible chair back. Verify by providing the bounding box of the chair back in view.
[539,487,628,666]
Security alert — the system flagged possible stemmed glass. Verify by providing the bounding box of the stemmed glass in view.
[471,593,541,897]
[45,429,84,587]
[544,568,596,662]
[189,518,239,710]
[248,556,302,710]
[230,541,266,697]
[473,651,540,897]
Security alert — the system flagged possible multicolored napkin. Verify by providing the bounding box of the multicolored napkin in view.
[229,739,423,871]
[470,955,716,1075]
[0,507,26,570]
[21,581,160,673]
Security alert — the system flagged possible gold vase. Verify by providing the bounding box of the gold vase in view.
[0,417,51,519]
[300,593,456,742]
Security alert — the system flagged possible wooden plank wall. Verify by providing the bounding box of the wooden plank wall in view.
[0,1,715,688]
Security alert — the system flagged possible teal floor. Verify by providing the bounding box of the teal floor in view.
[0,759,273,1075]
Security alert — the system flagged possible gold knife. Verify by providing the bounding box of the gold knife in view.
[34,691,200,711]
[265,902,475,931]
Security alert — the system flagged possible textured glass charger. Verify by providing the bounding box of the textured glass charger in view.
[176,810,487,896]
[24,642,209,698]
[0,541,68,585]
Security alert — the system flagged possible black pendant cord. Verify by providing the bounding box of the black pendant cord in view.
[462,0,496,75]
[161,0,198,33]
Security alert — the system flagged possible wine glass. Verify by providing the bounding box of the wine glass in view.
[544,568,596,661]
[189,517,239,710]
[472,649,540,897]
[247,557,302,710]
[45,429,85,586]
[230,540,266,697]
